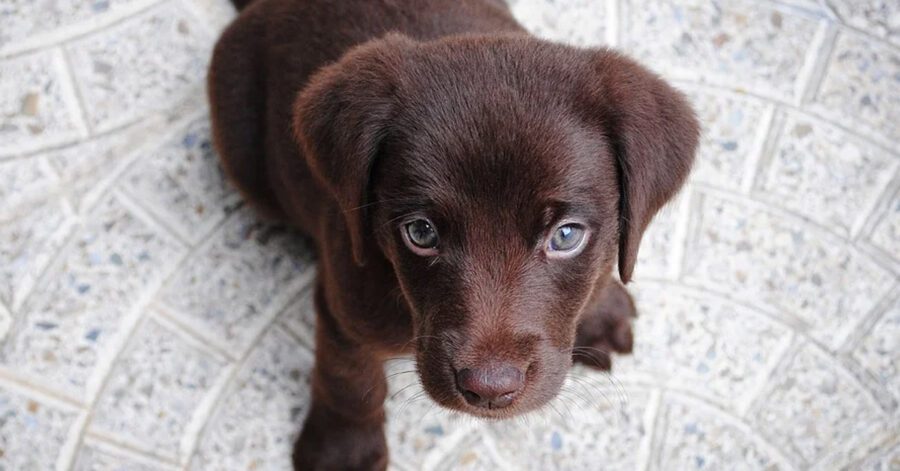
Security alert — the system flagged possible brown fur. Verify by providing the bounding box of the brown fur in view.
[208,0,698,469]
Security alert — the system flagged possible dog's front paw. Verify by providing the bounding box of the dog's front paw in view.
[572,280,636,371]
[293,406,388,471]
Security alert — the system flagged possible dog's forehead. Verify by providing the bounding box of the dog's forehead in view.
[376,40,616,218]
[380,108,610,218]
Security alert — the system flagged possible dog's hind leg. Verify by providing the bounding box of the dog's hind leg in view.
[208,14,286,221]
[572,280,636,371]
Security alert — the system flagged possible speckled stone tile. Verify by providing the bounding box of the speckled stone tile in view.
[750,343,884,465]
[633,192,686,280]
[0,0,153,55]
[868,187,900,264]
[0,48,85,156]
[652,395,793,471]
[683,191,896,349]
[0,156,60,216]
[44,120,159,211]
[277,288,316,350]
[64,1,213,133]
[622,0,821,101]
[0,199,73,310]
[383,358,472,470]
[73,441,179,471]
[489,384,649,471]
[777,0,837,16]
[159,207,313,353]
[119,115,237,243]
[811,30,900,143]
[0,304,10,343]
[508,0,607,46]
[0,156,73,309]
[619,283,792,411]
[0,194,185,398]
[824,432,900,471]
[432,433,514,471]
[189,326,313,471]
[754,111,898,237]
[684,87,768,190]
[0,385,79,471]
[853,304,900,410]
[828,0,900,47]
[184,0,236,33]
[839,435,900,471]
[89,317,229,461]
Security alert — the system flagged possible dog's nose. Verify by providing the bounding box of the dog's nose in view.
[456,364,524,409]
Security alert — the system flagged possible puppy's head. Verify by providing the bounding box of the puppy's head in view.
[294,34,698,417]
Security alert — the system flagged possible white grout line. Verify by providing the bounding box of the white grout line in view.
[151,304,237,361]
[9,198,78,313]
[152,252,316,369]
[735,331,796,418]
[76,120,168,216]
[740,104,778,195]
[634,387,662,471]
[274,287,318,349]
[831,275,900,353]
[809,421,897,471]
[852,168,900,243]
[673,78,900,155]
[177,361,238,466]
[851,169,900,242]
[82,430,182,467]
[7,213,84,315]
[807,341,887,418]
[837,284,900,355]
[794,22,838,107]
[76,436,182,471]
[56,46,93,139]
[0,301,11,342]
[0,371,86,411]
[56,410,90,471]
[177,318,316,469]
[666,389,801,470]
[631,277,810,334]
[0,0,164,59]
[696,182,886,251]
[668,185,695,281]
[149,309,233,363]
[605,0,621,47]
[114,188,194,249]
[59,204,192,471]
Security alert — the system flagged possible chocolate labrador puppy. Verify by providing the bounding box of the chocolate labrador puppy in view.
[208,0,698,468]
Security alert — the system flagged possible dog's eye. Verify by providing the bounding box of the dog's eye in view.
[549,223,586,253]
[403,219,439,254]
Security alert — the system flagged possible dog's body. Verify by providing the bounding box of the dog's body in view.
[209,0,698,469]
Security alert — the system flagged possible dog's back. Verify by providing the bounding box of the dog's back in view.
[208,0,523,233]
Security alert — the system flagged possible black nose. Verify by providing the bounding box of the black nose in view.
[455,364,524,409]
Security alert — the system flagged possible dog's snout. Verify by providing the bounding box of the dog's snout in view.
[455,364,524,409]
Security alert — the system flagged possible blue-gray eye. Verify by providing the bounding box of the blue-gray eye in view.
[550,224,585,251]
[405,219,438,249]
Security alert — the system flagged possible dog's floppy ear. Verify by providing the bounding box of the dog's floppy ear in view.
[293,34,415,265]
[579,50,699,283]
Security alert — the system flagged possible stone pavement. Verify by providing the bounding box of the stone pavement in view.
[0,0,898,469]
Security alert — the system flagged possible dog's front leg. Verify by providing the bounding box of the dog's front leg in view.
[293,287,389,471]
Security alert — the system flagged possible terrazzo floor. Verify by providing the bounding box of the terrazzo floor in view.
[1,0,899,470]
